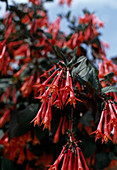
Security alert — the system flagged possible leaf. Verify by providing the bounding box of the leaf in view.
[95,152,111,169]
[32,45,45,51]
[109,152,117,160]
[67,50,77,67]
[78,66,89,81]
[1,157,16,170]
[104,72,115,80]
[76,55,87,63]
[112,57,117,65]
[72,57,90,81]
[82,140,97,158]
[66,11,71,20]
[102,86,117,94]
[54,46,68,65]
[72,57,87,77]
[44,32,52,39]
[88,67,99,92]
[35,126,48,141]
[80,112,93,126]
[8,104,39,138]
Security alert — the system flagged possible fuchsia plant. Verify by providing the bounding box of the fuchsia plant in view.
[0,0,117,169]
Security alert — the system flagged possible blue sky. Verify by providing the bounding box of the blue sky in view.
[0,0,117,58]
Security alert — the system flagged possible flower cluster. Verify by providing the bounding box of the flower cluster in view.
[0,131,39,164]
[1,86,17,104]
[91,100,117,144]
[49,142,89,170]
[32,64,82,130]
[99,56,117,87]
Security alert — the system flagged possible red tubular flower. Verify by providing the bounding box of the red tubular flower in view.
[29,0,40,5]
[108,101,117,126]
[0,109,10,128]
[53,93,63,109]
[26,147,36,161]
[43,99,52,130]
[21,74,35,97]
[1,86,11,103]
[17,148,25,164]
[67,0,72,6]
[0,41,6,60]
[102,110,112,144]
[76,147,84,170]
[62,116,66,135]
[61,152,67,170]
[66,77,82,108]
[40,65,56,78]
[14,64,27,78]
[80,151,89,170]
[48,70,63,94]
[73,154,77,170]
[68,151,72,170]
[34,69,58,94]
[113,123,117,144]
[90,110,105,141]
[31,102,45,126]
[59,0,64,5]
[49,146,66,170]
[53,117,63,143]
[61,69,71,94]
[62,89,68,105]
[49,142,89,170]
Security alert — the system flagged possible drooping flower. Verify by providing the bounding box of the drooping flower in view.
[49,142,89,170]
[32,65,82,131]
[90,110,105,141]
[91,100,117,143]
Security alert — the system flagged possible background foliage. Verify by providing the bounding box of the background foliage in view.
[0,0,117,169]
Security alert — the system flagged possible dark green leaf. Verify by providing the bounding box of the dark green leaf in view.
[54,46,68,65]
[66,11,71,20]
[88,67,99,92]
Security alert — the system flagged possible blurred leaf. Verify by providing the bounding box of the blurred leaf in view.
[95,152,111,169]
[102,86,117,94]
[66,11,71,20]
[82,140,96,158]
[112,57,117,65]
[54,46,68,65]
[104,72,115,80]
[109,152,117,160]
[80,112,93,126]
[1,157,16,170]
[35,126,48,141]
[8,104,39,138]
[44,32,52,39]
